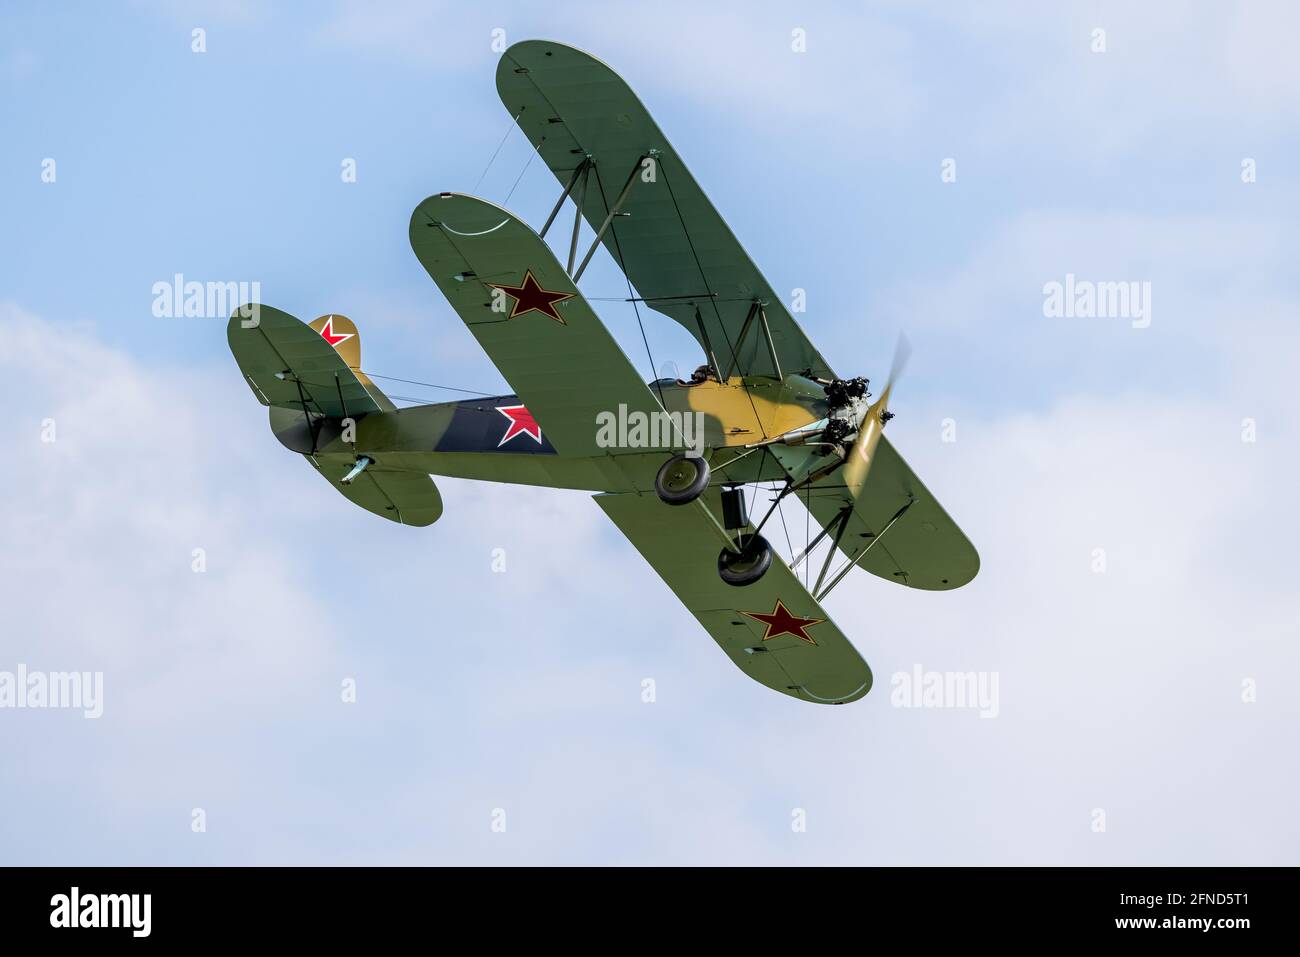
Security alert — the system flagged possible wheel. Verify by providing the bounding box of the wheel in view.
[718,533,772,587]
[655,452,710,505]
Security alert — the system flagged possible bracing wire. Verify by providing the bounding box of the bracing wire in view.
[504,149,536,204]
[472,110,523,194]
[359,371,495,398]
[774,480,796,566]
[657,158,768,439]
[804,485,811,588]
[592,164,670,410]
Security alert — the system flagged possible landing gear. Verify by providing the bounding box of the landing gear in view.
[718,533,772,587]
[655,452,710,505]
[653,462,770,584]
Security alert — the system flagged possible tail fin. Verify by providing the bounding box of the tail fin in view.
[303,314,396,413]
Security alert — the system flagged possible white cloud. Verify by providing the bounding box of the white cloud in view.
[837,207,1299,430]
[0,304,344,858]
[3,176,1297,866]
[901,0,1300,159]
[305,0,1300,190]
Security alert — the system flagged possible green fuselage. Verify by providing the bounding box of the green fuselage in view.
[271,373,826,494]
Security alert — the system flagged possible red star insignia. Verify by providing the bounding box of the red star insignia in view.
[487,270,574,324]
[496,404,543,446]
[319,316,354,348]
[740,599,826,646]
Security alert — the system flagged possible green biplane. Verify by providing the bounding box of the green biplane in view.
[228,40,978,705]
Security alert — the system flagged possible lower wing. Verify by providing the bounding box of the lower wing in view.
[596,489,872,704]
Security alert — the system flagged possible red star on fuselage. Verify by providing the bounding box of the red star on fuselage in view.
[496,404,543,446]
[319,316,354,348]
[741,600,826,645]
[487,270,574,324]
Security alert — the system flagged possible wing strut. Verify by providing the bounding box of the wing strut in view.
[758,306,783,380]
[722,302,759,380]
[719,302,782,381]
[293,375,320,454]
[694,307,724,382]
[812,505,857,597]
[539,158,590,239]
[566,160,591,274]
[814,499,914,600]
[573,153,650,281]
[791,503,850,569]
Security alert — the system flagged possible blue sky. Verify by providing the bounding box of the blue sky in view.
[2,0,1298,864]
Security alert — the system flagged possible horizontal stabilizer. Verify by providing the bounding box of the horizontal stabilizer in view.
[307,453,442,527]
[227,306,393,418]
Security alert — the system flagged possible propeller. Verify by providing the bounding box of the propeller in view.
[840,334,910,496]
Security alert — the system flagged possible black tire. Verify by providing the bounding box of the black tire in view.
[718,533,773,587]
[655,453,710,506]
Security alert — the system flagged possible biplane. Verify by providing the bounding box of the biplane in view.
[227,40,978,705]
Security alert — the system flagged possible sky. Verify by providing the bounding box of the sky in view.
[1,0,1297,865]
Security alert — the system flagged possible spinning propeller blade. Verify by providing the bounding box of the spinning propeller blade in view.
[840,334,910,495]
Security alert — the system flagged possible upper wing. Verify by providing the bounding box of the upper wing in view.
[596,489,872,704]
[803,436,980,591]
[227,307,392,418]
[497,40,835,380]
[410,192,675,458]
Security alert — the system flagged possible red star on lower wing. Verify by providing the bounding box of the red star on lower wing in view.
[741,600,826,645]
[319,316,354,348]
[487,270,575,323]
[496,404,543,446]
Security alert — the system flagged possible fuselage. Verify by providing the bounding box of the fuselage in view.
[271,373,829,493]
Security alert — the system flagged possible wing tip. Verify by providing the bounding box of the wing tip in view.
[792,673,874,705]
[495,39,624,101]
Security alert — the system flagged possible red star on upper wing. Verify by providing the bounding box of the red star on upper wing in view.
[486,270,574,324]
[740,600,826,646]
[319,316,354,348]
[496,404,543,446]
